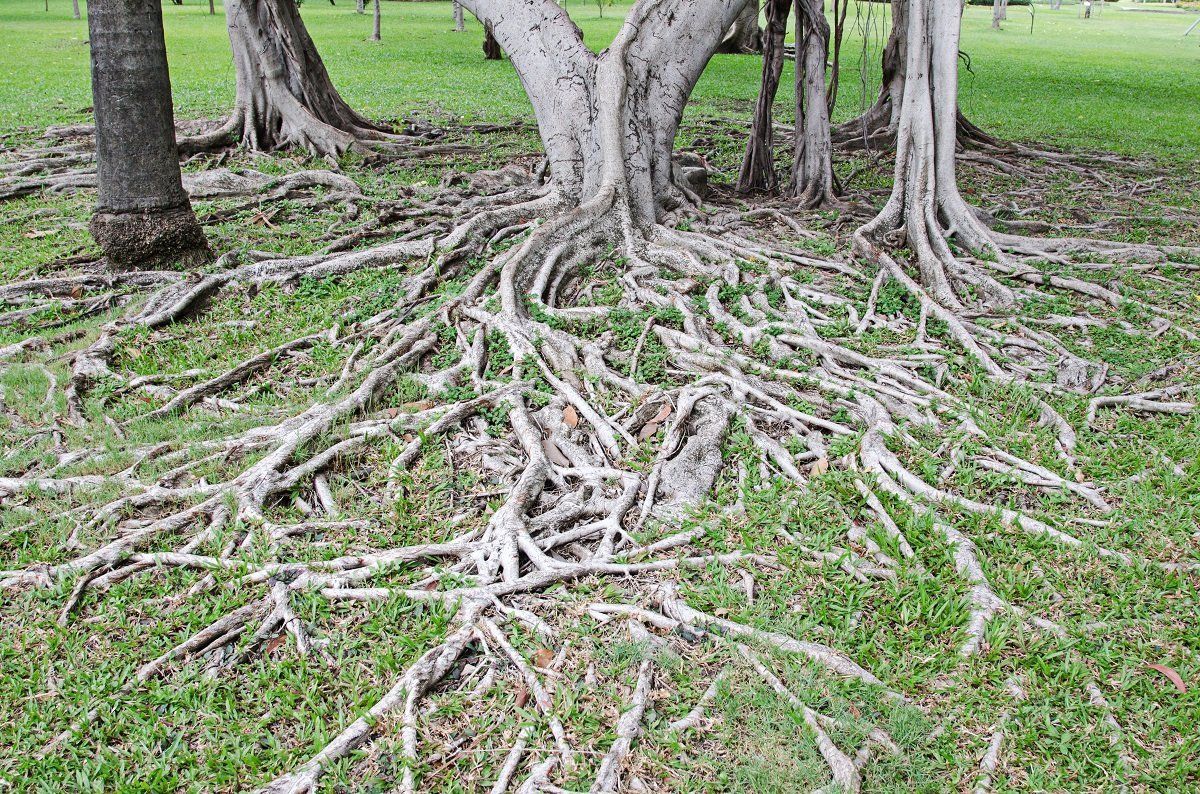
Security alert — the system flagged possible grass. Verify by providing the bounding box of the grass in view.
[0,1,1199,155]
[2,1,1200,792]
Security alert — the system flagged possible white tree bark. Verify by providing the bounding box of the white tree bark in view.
[462,0,748,228]
[854,0,1013,309]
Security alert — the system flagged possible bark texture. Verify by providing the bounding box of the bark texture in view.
[86,0,208,270]
[717,0,763,53]
[854,0,1012,310]
[736,0,792,193]
[185,0,392,157]
[788,0,837,206]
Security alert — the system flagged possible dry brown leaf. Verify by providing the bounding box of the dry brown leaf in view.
[810,457,830,476]
[1146,663,1187,693]
[637,421,660,442]
[651,403,673,424]
[24,229,57,239]
[542,438,571,467]
[562,405,579,428]
[264,632,287,655]
[515,683,530,709]
[533,648,555,669]
[401,400,435,412]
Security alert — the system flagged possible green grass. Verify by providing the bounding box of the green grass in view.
[2,2,1200,792]
[1,1,1199,155]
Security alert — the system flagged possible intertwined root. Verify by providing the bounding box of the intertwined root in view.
[1,160,1196,791]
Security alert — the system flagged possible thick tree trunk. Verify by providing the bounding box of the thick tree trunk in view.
[854,0,1012,310]
[717,0,762,54]
[86,0,209,270]
[464,0,746,232]
[370,0,381,41]
[736,0,792,193]
[191,0,391,156]
[788,0,836,206]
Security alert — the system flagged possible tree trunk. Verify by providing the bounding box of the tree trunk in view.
[371,0,381,41]
[737,0,792,193]
[86,0,209,270]
[453,1,464,31]
[463,0,747,236]
[187,0,391,156]
[826,0,848,113]
[482,22,501,59]
[992,0,1009,28]
[788,0,836,207]
[357,0,364,13]
[832,0,906,149]
[717,0,762,54]
[854,0,1012,310]
[73,0,81,19]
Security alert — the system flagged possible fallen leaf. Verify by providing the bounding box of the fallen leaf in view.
[714,608,729,618]
[264,632,287,655]
[809,457,830,476]
[515,683,529,709]
[401,400,434,412]
[533,648,555,669]
[562,405,579,428]
[651,403,673,424]
[1146,663,1187,693]
[24,229,57,239]
[637,421,660,442]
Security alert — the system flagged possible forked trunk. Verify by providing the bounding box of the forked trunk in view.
[86,0,209,270]
[992,0,1009,28]
[466,0,746,231]
[788,0,836,207]
[854,0,1012,310]
[737,0,792,193]
[186,0,390,157]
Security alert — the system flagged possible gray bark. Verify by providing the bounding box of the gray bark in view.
[188,0,390,156]
[789,0,836,206]
[86,0,209,270]
[737,0,792,193]
[855,0,1012,309]
[992,0,1009,28]
[371,0,381,41]
[453,1,464,31]
[73,0,81,19]
[717,0,762,54]
[357,0,364,13]
[463,0,748,227]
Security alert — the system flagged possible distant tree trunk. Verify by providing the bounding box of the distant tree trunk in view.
[370,0,381,40]
[1083,0,1092,17]
[182,0,391,157]
[717,0,762,53]
[73,0,82,19]
[789,0,836,206]
[826,0,848,113]
[1050,0,1061,8]
[357,0,364,13]
[737,0,791,193]
[992,0,1008,28]
[453,0,464,31]
[483,22,501,59]
[209,0,215,13]
[86,0,209,270]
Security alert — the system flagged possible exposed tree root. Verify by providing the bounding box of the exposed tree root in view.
[2,150,1195,791]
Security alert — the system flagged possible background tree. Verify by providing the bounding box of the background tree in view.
[737,0,791,192]
[86,0,209,270]
[789,0,836,206]
[183,0,394,156]
[370,0,381,41]
[717,0,762,53]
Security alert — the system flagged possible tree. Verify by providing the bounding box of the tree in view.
[853,0,1014,335]
[992,0,1009,29]
[73,0,81,20]
[370,0,381,41]
[453,0,465,30]
[789,0,836,206]
[736,0,791,193]
[182,0,394,157]
[717,0,763,53]
[86,0,209,270]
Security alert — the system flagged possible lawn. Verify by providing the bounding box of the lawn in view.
[1,3,1199,793]
[1,1,1199,155]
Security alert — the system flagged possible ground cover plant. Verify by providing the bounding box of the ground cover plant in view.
[1,1,1198,792]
